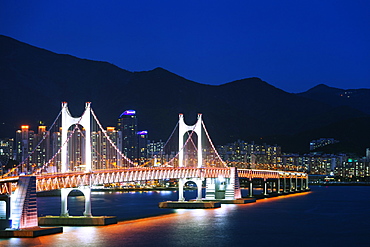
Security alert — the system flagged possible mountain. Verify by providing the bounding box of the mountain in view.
[0,35,369,155]
[297,84,370,115]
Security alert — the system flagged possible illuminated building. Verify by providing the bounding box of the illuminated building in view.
[147,140,164,156]
[35,125,50,171]
[91,127,119,169]
[15,125,35,173]
[0,138,14,174]
[217,140,281,169]
[117,110,138,161]
[137,130,148,165]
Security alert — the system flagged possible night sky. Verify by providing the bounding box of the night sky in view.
[1,1,369,93]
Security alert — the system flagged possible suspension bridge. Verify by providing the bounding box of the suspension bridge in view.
[0,102,308,233]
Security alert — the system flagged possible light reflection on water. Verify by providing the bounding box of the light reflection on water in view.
[2,186,370,246]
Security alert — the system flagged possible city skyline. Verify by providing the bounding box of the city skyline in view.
[1,1,369,93]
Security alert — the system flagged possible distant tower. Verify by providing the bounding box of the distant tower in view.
[117,110,138,162]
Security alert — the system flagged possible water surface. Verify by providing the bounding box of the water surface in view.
[2,186,370,247]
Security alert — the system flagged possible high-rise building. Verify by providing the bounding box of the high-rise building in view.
[15,125,35,173]
[35,125,50,171]
[137,130,148,165]
[92,127,119,169]
[117,110,138,162]
[0,138,14,174]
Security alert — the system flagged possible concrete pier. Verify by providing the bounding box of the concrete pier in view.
[0,226,63,238]
[38,216,117,226]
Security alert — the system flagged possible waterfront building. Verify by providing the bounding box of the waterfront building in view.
[334,156,370,180]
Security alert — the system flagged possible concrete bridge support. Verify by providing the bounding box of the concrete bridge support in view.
[178,178,203,202]
[225,167,241,200]
[0,195,11,230]
[283,175,287,193]
[301,177,304,190]
[263,179,268,196]
[205,168,241,200]
[306,176,309,189]
[206,170,242,200]
[290,177,293,192]
[205,177,225,200]
[61,187,92,217]
[295,175,298,191]
[10,176,38,229]
[248,179,253,197]
[60,102,93,217]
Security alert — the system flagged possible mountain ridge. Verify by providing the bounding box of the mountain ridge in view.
[1,35,369,155]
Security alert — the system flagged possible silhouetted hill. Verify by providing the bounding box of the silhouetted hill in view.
[297,84,370,115]
[262,116,370,156]
[1,35,369,155]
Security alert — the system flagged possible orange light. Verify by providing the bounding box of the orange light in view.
[21,125,29,129]
[107,127,115,132]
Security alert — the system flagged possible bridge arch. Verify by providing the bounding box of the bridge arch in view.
[61,187,92,217]
[178,178,203,202]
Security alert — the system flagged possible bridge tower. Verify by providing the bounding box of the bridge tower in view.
[178,113,202,168]
[60,102,92,217]
[61,102,92,173]
[178,114,203,201]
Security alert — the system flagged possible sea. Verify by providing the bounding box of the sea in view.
[1,185,370,247]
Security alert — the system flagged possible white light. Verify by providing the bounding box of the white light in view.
[218,175,225,182]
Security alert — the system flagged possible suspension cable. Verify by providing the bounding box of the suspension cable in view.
[161,120,179,153]
[201,120,227,168]
[3,109,63,177]
[163,120,198,167]
[34,123,80,175]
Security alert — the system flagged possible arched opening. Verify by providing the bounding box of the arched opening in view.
[66,189,85,216]
[67,124,86,172]
[183,181,198,201]
[178,178,203,201]
[61,187,91,217]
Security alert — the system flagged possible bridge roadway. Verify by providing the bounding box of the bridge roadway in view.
[0,167,307,194]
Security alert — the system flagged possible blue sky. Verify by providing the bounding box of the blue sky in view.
[1,1,369,92]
